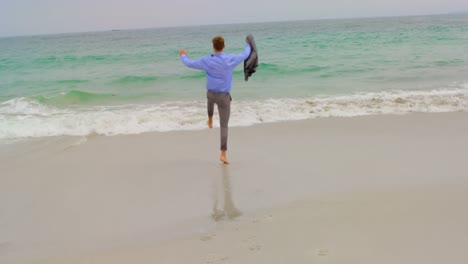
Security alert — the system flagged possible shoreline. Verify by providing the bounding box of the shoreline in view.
[1,112,468,263]
[2,87,468,140]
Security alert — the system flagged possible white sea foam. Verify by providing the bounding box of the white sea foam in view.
[1,89,468,140]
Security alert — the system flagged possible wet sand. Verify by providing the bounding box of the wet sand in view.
[1,112,468,264]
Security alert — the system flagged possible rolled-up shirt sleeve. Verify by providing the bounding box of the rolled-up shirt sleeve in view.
[181,55,206,70]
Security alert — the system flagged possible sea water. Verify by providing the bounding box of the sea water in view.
[1,14,468,141]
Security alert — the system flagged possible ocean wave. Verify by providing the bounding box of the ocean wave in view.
[0,88,467,140]
[55,79,90,85]
[179,72,206,80]
[257,62,329,75]
[251,62,371,78]
[113,75,159,85]
[33,55,109,65]
[33,90,118,105]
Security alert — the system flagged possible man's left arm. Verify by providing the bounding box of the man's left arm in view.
[232,44,251,65]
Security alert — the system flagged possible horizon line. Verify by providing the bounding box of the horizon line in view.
[0,12,465,39]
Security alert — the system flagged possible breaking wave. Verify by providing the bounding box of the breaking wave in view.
[1,88,467,140]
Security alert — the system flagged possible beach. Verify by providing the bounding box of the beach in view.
[1,111,468,264]
[2,11,468,264]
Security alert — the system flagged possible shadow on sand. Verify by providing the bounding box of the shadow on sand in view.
[211,164,242,222]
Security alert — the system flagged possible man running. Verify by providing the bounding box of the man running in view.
[179,35,251,164]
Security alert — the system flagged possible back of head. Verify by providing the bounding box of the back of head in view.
[212,35,225,52]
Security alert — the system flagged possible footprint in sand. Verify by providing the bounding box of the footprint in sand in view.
[242,235,256,243]
[0,242,13,257]
[317,249,329,256]
[264,214,274,222]
[205,256,229,264]
[242,236,262,251]
[0,242,12,252]
[200,233,216,242]
[249,244,262,251]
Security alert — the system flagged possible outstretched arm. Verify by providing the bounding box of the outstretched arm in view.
[180,49,206,70]
[232,44,251,66]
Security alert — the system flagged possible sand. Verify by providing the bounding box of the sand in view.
[1,112,468,264]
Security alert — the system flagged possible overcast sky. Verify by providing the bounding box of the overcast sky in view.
[1,0,468,36]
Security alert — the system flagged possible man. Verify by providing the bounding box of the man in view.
[179,35,251,164]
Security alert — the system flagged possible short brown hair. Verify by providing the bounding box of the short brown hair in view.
[212,35,225,51]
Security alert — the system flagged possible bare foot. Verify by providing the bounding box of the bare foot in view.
[208,117,213,128]
[220,150,229,164]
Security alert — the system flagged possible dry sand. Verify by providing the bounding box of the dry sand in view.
[1,112,468,264]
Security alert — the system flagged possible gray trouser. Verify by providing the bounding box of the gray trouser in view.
[207,90,231,151]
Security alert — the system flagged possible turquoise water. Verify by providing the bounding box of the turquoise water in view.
[1,15,468,139]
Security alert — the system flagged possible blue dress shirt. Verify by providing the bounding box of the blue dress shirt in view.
[180,44,251,93]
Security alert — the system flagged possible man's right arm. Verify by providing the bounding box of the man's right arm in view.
[180,50,206,70]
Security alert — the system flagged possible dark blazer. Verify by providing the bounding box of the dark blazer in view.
[244,34,258,81]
